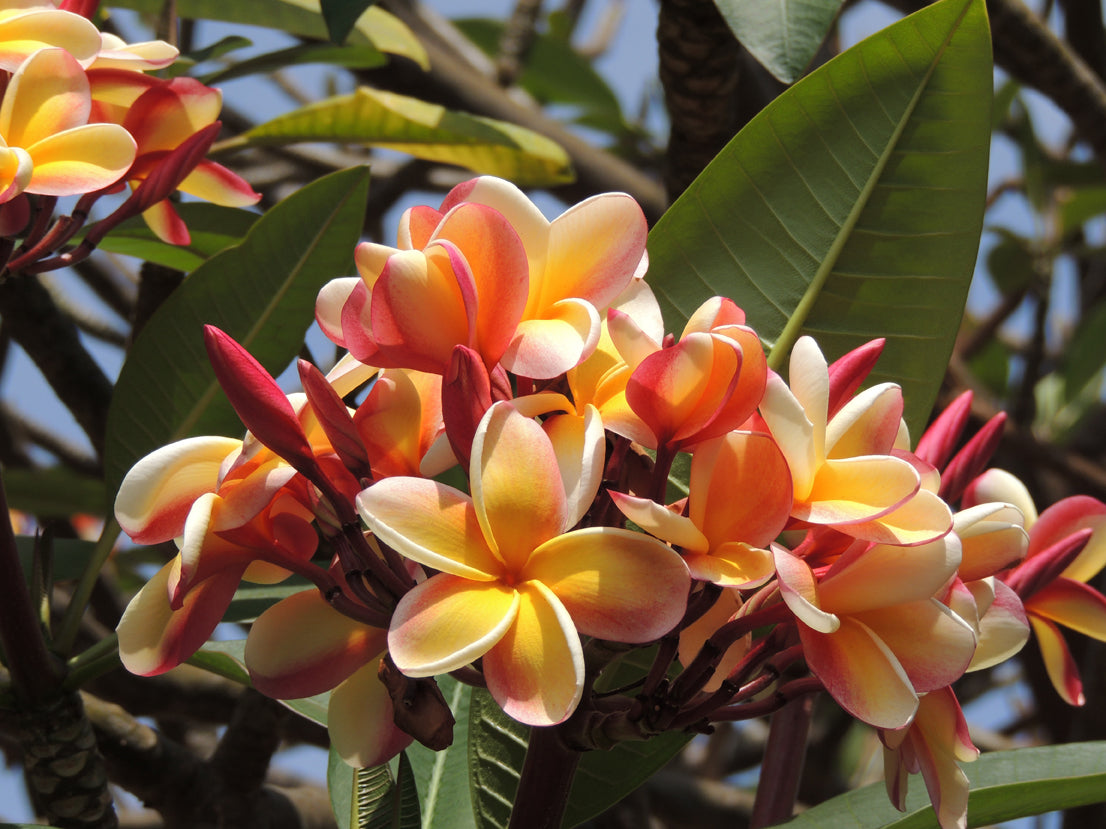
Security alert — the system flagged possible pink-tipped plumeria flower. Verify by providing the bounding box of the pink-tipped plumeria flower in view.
[881,686,978,829]
[0,1,102,70]
[611,429,792,588]
[0,47,135,203]
[245,589,412,768]
[318,200,530,375]
[774,534,976,729]
[116,78,259,244]
[91,31,178,71]
[432,176,649,379]
[605,296,768,452]
[966,469,1106,705]
[759,336,951,545]
[357,401,690,725]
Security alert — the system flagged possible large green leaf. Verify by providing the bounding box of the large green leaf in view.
[231,87,573,187]
[714,0,846,83]
[329,749,421,829]
[109,0,427,69]
[647,0,992,439]
[2,468,106,517]
[405,676,477,829]
[468,689,530,829]
[103,166,370,499]
[322,0,378,45]
[782,741,1106,828]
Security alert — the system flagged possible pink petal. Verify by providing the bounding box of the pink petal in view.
[388,574,519,676]
[1028,614,1084,705]
[483,580,584,726]
[969,579,1029,672]
[819,535,961,614]
[524,526,690,642]
[115,436,241,544]
[500,297,601,379]
[245,589,387,698]
[329,663,414,768]
[1028,577,1106,642]
[315,276,360,346]
[117,559,242,676]
[799,615,918,729]
[1029,496,1106,584]
[826,339,885,419]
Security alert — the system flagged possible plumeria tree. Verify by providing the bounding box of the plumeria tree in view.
[2,0,1106,828]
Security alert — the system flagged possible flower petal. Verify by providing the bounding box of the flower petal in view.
[115,436,241,544]
[388,574,519,676]
[245,589,387,698]
[1028,577,1106,642]
[609,491,708,552]
[802,455,920,525]
[968,579,1029,672]
[357,477,502,579]
[543,405,604,529]
[471,402,567,570]
[501,297,600,379]
[774,546,839,634]
[819,535,961,614]
[329,662,413,768]
[25,122,135,195]
[117,559,242,676]
[483,580,584,726]
[1028,614,1084,705]
[524,526,690,642]
[685,543,774,588]
[800,615,918,729]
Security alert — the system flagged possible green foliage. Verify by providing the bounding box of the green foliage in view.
[236,87,574,187]
[714,0,846,83]
[99,204,260,272]
[321,0,377,45]
[2,468,105,517]
[329,748,421,829]
[102,166,371,500]
[405,677,477,829]
[783,742,1106,828]
[647,0,993,439]
[468,689,529,829]
[201,42,387,84]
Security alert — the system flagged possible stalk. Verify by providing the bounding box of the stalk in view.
[749,691,815,828]
[507,724,582,829]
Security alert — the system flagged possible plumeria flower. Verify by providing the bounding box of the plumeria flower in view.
[245,589,412,768]
[607,296,768,452]
[432,176,649,379]
[116,78,260,244]
[611,429,792,587]
[759,336,951,545]
[0,1,101,70]
[318,199,530,374]
[357,401,691,725]
[774,534,976,729]
[0,47,135,202]
[881,687,978,829]
[966,469,1106,705]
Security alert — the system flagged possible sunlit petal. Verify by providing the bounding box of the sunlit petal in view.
[115,436,241,544]
[819,535,961,614]
[826,383,903,458]
[543,405,604,528]
[774,546,839,633]
[802,455,919,525]
[245,590,387,698]
[835,488,954,547]
[471,402,567,570]
[686,542,774,588]
[955,503,1029,582]
[609,491,708,552]
[388,575,519,676]
[1028,578,1106,641]
[483,581,583,726]
[759,372,819,500]
[525,527,690,642]
[969,580,1029,671]
[356,478,502,579]
[799,616,918,729]
[1028,615,1084,705]
[501,297,600,379]
[1028,496,1106,584]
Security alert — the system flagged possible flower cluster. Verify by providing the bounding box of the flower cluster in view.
[115,176,1106,828]
[0,0,258,273]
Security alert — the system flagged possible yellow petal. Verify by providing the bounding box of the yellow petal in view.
[483,580,583,726]
[26,123,135,195]
[819,535,961,614]
[388,575,518,676]
[329,663,413,768]
[1,48,90,147]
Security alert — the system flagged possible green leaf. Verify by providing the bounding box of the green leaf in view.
[1058,185,1106,236]
[2,468,106,517]
[405,676,477,829]
[468,689,530,829]
[222,579,313,623]
[235,87,573,187]
[109,0,427,69]
[984,228,1037,295]
[201,42,387,85]
[322,0,377,45]
[168,35,254,76]
[15,537,95,583]
[1063,300,1106,401]
[714,0,846,83]
[647,0,992,439]
[97,204,260,272]
[783,741,1106,828]
[329,748,420,829]
[190,639,250,685]
[103,166,370,499]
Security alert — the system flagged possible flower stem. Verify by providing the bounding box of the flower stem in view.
[507,725,582,829]
[749,689,815,829]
